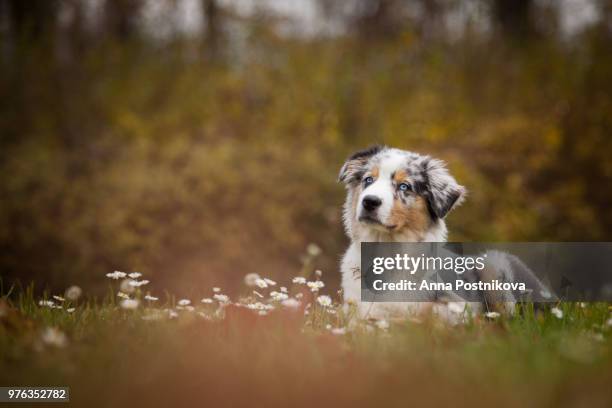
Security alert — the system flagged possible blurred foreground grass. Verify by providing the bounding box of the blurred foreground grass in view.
[1,275,612,408]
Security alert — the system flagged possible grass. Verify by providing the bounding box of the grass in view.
[1,274,612,408]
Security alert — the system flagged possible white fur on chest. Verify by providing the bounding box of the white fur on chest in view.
[340,223,451,320]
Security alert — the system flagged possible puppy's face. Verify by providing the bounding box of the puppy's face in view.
[339,146,465,239]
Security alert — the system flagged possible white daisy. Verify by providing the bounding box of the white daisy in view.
[244,273,261,287]
[66,308,76,313]
[53,295,65,302]
[212,287,221,293]
[551,307,563,319]
[128,272,142,279]
[201,298,213,304]
[144,294,158,301]
[64,285,82,301]
[213,294,230,303]
[292,277,307,284]
[255,279,268,288]
[316,295,332,307]
[263,278,276,286]
[117,292,130,299]
[485,311,501,319]
[38,300,55,307]
[129,280,150,287]
[307,281,325,292]
[106,271,127,280]
[270,291,289,301]
[41,327,67,348]
[177,299,191,306]
[306,243,322,257]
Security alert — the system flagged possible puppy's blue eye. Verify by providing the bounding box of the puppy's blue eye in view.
[364,176,374,186]
[399,183,411,192]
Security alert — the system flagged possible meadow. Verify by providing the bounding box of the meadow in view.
[2,2,611,406]
[1,270,612,407]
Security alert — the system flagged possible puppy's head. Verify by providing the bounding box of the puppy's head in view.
[339,146,465,240]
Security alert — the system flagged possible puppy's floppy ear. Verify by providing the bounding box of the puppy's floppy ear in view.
[338,145,383,184]
[419,158,466,219]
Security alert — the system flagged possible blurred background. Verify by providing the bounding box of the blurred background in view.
[0,0,610,297]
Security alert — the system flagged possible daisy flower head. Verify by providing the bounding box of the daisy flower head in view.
[177,299,191,306]
[64,285,82,301]
[201,298,213,304]
[255,279,268,289]
[316,295,332,307]
[106,271,127,280]
[213,294,230,304]
[244,273,261,287]
[551,307,563,319]
[270,291,289,301]
[128,272,142,279]
[129,280,150,287]
[307,281,325,292]
[41,327,67,348]
[292,277,306,284]
[306,243,322,257]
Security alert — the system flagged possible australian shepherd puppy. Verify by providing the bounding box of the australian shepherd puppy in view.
[339,145,474,322]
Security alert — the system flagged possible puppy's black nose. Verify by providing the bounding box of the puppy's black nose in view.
[362,195,382,212]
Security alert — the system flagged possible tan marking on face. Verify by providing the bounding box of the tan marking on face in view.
[388,195,431,235]
[393,169,408,184]
[371,166,379,179]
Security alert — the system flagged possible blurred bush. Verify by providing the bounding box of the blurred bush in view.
[0,0,610,295]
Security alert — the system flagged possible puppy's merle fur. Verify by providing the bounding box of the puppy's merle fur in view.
[338,146,553,322]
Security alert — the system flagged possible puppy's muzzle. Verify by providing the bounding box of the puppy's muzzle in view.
[362,195,382,212]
